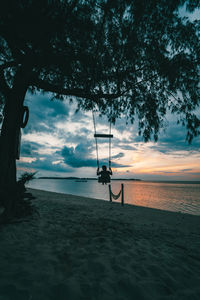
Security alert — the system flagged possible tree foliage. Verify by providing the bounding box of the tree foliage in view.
[0,0,200,142]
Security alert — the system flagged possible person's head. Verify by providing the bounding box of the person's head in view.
[102,165,107,171]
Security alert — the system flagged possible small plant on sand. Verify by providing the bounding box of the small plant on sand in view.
[14,172,38,220]
[17,171,37,195]
[18,171,37,184]
[0,172,38,224]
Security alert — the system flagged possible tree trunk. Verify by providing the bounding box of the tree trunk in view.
[0,70,28,221]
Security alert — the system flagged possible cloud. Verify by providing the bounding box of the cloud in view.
[18,154,73,173]
[155,122,200,152]
[117,144,137,151]
[112,152,124,159]
[61,144,97,168]
[20,141,41,156]
[61,144,129,168]
[189,172,200,176]
[23,92,70,134]
[154,171,180,174]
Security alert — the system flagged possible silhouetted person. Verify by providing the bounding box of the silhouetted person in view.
[97,165,112,185]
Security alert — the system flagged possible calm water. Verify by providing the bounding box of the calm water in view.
[27,179,200,215]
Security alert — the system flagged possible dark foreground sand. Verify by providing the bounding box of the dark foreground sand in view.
[0,188,200,300]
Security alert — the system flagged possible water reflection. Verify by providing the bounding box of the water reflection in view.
[27,179,200,215]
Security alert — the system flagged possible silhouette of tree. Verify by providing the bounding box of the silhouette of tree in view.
[0,0,199,220]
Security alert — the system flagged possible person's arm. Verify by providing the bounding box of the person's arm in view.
[109,168,112,175]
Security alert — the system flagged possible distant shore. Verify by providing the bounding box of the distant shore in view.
[37,177,200,183]
[0,188,199,300]
[38,176,142,181]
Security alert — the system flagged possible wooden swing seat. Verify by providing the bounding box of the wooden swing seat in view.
[94,134,113,138]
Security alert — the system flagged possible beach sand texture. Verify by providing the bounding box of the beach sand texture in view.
[0,188,199,300]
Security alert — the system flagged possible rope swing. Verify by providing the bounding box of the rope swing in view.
[92,108,113,169]
[92,108,99,169]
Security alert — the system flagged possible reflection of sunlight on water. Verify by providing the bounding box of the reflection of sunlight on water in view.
[27,179,200,215]
[122,181,200,215]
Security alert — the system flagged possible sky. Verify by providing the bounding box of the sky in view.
[16,92,200,181]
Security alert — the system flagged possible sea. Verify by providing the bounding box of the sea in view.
[27,179,200,215]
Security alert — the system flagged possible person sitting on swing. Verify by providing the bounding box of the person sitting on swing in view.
[97,164,112,185]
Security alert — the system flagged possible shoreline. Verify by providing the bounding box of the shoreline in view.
[28,187,200,226]
[0,188,199,299]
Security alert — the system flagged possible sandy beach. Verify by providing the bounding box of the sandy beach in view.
[0,188,200,300]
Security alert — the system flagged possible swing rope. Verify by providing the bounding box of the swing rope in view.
[92,105,112,170]
[92,108,99,169]
[109,121,112,169]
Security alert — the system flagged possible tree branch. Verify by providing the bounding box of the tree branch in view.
[31,78,124,100]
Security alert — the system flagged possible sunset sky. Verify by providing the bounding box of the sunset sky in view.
[16,92,200,181]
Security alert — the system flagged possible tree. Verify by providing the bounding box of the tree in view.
[0,0,199,219]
